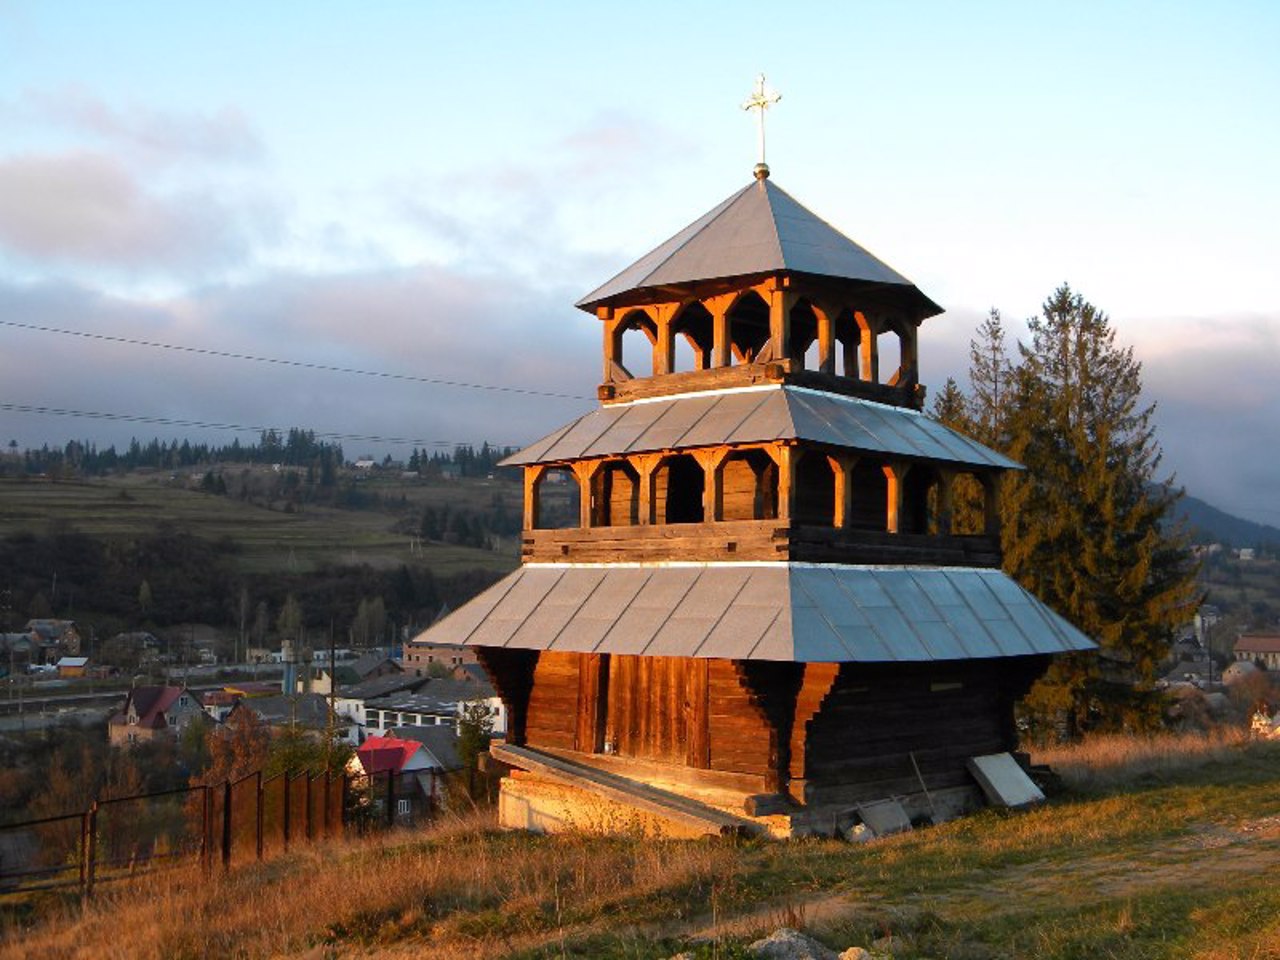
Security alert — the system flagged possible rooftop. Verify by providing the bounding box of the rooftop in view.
[576,178,941,321]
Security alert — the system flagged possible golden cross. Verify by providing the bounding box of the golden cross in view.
[742,73,782,169]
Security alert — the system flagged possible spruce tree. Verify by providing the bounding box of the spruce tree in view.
[1001,285,1199,734]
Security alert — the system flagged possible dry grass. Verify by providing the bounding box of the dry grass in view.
[1029,726,1255,792]
[5,734,1280,959]
[0,809,740,960]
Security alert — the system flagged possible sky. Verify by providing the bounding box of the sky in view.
[0,1,1277,524]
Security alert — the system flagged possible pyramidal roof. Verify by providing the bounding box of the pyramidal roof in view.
[577,177,942,319]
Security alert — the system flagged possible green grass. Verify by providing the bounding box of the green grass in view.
[0,475,518,575]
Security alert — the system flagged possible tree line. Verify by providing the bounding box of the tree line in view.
[935,285,1200,737]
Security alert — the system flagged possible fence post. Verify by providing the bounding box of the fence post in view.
[386,769,395,828]
[221,779,233,870]
[282,774,291,854]
[305,772,314,842]
[255,771,264,862]
[85,801,99,898]
[341,774,350,835]
[200,785,211,873]
[323,770,332,839]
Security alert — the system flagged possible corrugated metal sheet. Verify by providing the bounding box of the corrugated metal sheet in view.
[501,386,1021,470]
[576,179,942,321]
[419,563,1096,663]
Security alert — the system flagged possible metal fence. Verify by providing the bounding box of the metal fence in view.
[0,770,373,897]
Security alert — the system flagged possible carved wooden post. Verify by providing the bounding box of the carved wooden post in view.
[692,448,730,523]
[601,307,619,382]
[632,453,661,526]
[883,462,906,534]
[770,443,797,522]
[523,464,548,531]
[816,303,835,374]
[704,293,734,368]
[828,455,856,529]
[571,460,603,529]
[768,282,794,363]
[649,303,676,376]
[857,311,879,383]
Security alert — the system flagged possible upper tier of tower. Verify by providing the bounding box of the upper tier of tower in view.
[580,176,942,410]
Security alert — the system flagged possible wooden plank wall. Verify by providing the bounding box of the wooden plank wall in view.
[525,651,581,750]
[797,660,1043,803]
[707,659,772,775]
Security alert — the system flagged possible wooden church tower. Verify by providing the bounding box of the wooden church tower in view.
[417,144,1094,835]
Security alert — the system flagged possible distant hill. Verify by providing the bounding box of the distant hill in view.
[1172,491,1280,548]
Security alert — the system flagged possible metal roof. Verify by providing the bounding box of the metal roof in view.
[416,563,1096,664]
[576,178,942,320]
[502,386,1020,470]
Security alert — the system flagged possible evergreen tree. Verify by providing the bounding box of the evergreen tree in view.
[1000,285,1199,734]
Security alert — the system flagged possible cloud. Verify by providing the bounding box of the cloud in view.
[0,265,599,460]
[26,86,264,165]
[0,150,273,271]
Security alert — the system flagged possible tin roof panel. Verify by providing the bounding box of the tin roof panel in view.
[419,564,1094,662]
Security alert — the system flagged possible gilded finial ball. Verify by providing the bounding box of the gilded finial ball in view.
[753,162,771,180]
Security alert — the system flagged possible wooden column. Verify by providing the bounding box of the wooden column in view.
[601,308,619,382]
[768,283,794,364]
[706,293,734,368]
[816,304,835,374]
[649,303,678,376]
[693,447,731,523]
[633,453,662,525]
[829,454,856,529]
[571,460,603,529]
[769,443,797,522]
[883,462,906,534]
[857,311,879,383]
[523,464,548,530]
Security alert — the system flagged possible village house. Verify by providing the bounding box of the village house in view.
[352,732,459,821]
[402,637,477,676]
[1234,634,1280,672]
[334,673,431,743]
[26,619,82,663]
[108,685,207,746]
[55,656,89,678]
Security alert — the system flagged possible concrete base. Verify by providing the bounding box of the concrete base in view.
[497,768,982,840]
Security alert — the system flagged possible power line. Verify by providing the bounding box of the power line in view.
[0,402,521,449]
[0,319,593,402]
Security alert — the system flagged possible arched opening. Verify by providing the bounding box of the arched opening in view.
[593,461,639,527]
[790,300,819,371]
[834,308,861,379]
[720,449,778,521]
[534,467,581,530]
[654,454,704,524]
[795,452,836,526]
[849,460,889,531]
[878,321,908,386]
[671,302,713,373]
[726,291,770,366]
[901,465,939,535]
[618,310,656,379]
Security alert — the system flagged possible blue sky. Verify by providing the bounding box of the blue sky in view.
[1,2,1277,523]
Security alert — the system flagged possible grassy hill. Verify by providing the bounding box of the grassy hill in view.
[0,473,520,576]
[3,732,1279,959]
